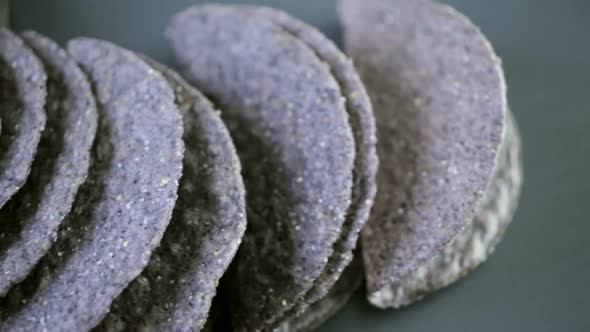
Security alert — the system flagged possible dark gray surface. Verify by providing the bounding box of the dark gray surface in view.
[11,0,590,331]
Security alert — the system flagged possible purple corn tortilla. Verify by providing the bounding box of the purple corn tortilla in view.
[340,0,510,307]
[96,57,246,331]
[0,31,97,296]
[0,38,184,331]
[280,256,363,332]
[168,5,355,331]
[0,28,46,209]
[368,111,522,307]
[246,6,377,327]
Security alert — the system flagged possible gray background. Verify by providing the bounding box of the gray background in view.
[11,0,590,331]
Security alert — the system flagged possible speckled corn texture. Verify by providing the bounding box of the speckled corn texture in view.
[0,31,97,296]
[0,38,183,331]
[0,28,46,209]
[97,57,246,332]
[283,256,363,332]
[368,111,522,308]
[341,0,506,297]
[248,7,377,328]
[168,5,355,331]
